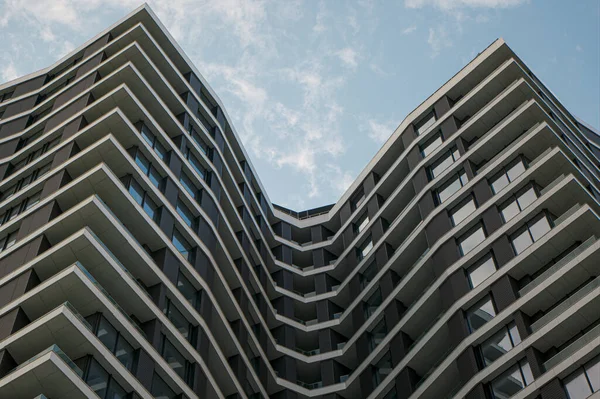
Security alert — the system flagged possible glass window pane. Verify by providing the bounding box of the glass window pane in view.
[106,379,128,399]
[466,296,496,332]
[114,335,135,371]
[586,356,600,392]
[86,359,109,398]
[162,337,187,379]
[430,151,455,179]
[177,272,198,307]
[507,160,526,182]
[438,175,463,203]
[148,167,161,188]
[5,232,17,250]
[25,191,41,210]
[491,173,510,194]
[128,180,144,206]
[451,197,477,226]
[358,238,373,260]
[564,372,593,399]
[512,229,533,255]
[420,133,443,158]
[509,323,521,346]
[520,360,534,386]
[188,153,206,180]
[416,111,436,136]
[165,301,191,341]
[180,173,196,198]
[172,230,191,260]
[481,327,513,366]
[154,141,168,161]
[151,373,176,399]
[491,364,525,399]
[141,126,154,147]
[467,255,496,288]
[135,152,150,174]
[529,216,551,242]
[355,212,370,234]
[516,187,537,211]
[459,226,485,256]
[501,200,520,223]
[176,200,194,227]
[96,316,118,352]
[142,196,157,220]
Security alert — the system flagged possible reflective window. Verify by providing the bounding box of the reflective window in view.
[511,213,552,255]
[96,317,118,352]
[140,125,168,161]
[479,322,521,367]
[0,231,18,253]
[420,132,443,158]
[490,360,534,399]
[85,358,109,398]
[189,127,210,158]
[466,295,496,332]
[176,200,194,228]
[177,271,200,309]
[350,189,365,212]
[500,185,538,223]
[92,315,135,372]
[429,146,461,179]
[354,212,370,235]
[459,224,486,256]
[172,229,192,261]
[135,150,162,189]
[364,288,382,319]
[360,260,378,290]
[373,351,393,387]
[451,196,477,226]
[114,336,135,371]
[415,110,436,136]
[563,355,600,399]
[437,170,468,204]
[186,149,207,181]
[151,373,176,399]
[163,298,192,341]
[357,236,374,261]
[127,178,158,221]
[368,317,387,352]
[161,336,188,381]
[467,254,497,288]
[179,172,197,199]
[490,156,528,194]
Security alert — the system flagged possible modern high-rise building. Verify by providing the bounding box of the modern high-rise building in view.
[0,4,598,399]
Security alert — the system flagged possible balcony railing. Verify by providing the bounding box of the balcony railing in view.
[11,344,82,378]
[297,380,323,390]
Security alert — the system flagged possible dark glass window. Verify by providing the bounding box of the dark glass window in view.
[479,322,521,367]
[466,295,496,332]
[176,199,195,228]
[350,189,366,212]
[151,373,176,399]
[450,195,476,226]
[490,156,528,194]
[467,254,496,288]
[458,224,486,256]
[436,169,468,204]
[420,131,443,158]
[357,236,374,261]
[490,359,533,398]
[179,172,197,199]
[429,146,461,179]
[510,213,552,255]
[564,354,600,398]
[163,298,192,342]
[500,185,538,223]
[415,110,436,136]
[160,335,189,381]
[364,287,382,319]
[177,271,201,309]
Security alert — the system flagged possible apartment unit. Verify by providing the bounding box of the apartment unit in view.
[0,4,598,399]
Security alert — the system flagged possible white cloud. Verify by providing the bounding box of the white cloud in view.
[428,26,453,57]
[336,47,359,69]
[0,61,19,83]
[402,24,417,34]
[405,0,528,10]
[576,44,583,52]
[362,118,397,144]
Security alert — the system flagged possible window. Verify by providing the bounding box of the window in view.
[429,146,461,179]
[151,373,176,399]
[500,185,538,223]
[364,287,382,319]
[0,163,51,202]
[172,229,192,261]
[91,315,135,372]
[510,213,553,255]
[373,351,392,387]
[415,110,436,136]
[127,178,158,221]
[0,191,42,226]
[179,172,198,199]
[177,271,201,309]
[85,358,109,398]
[466,295,496,332]
[368,317,387,352]
[163,299,192,342]
[188,126,210,158]
[436,170,468,204]
[160,335,190,382]
[479,322,521,367]
[420,132,443,158]
[140,125,168,161]
[490,156,528,194]
[8,136,60,176]
[186,149,208,181]
[467,254,497,288]
[135,150,162,189]
[0,231,18,253]
[350,189,365,212]
[357,236,374,261]
[1,91,14,102]
[354,212,370,235]
[459,224,486,256]
[451,196,477,226]
[490,359,534,399]
[563,354,600,399]
[359,260,378,290]
[176,200,195,228]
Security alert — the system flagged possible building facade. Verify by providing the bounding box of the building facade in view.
[0,5,598,399]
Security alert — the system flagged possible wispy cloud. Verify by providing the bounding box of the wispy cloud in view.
[428,26,453,57]
[402,24,417,34]
[361,118,397,144]
[0,60,19,83]
[405,0,528,10]
[336,47,359,69]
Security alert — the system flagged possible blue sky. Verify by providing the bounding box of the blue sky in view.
[0,0,598,210]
